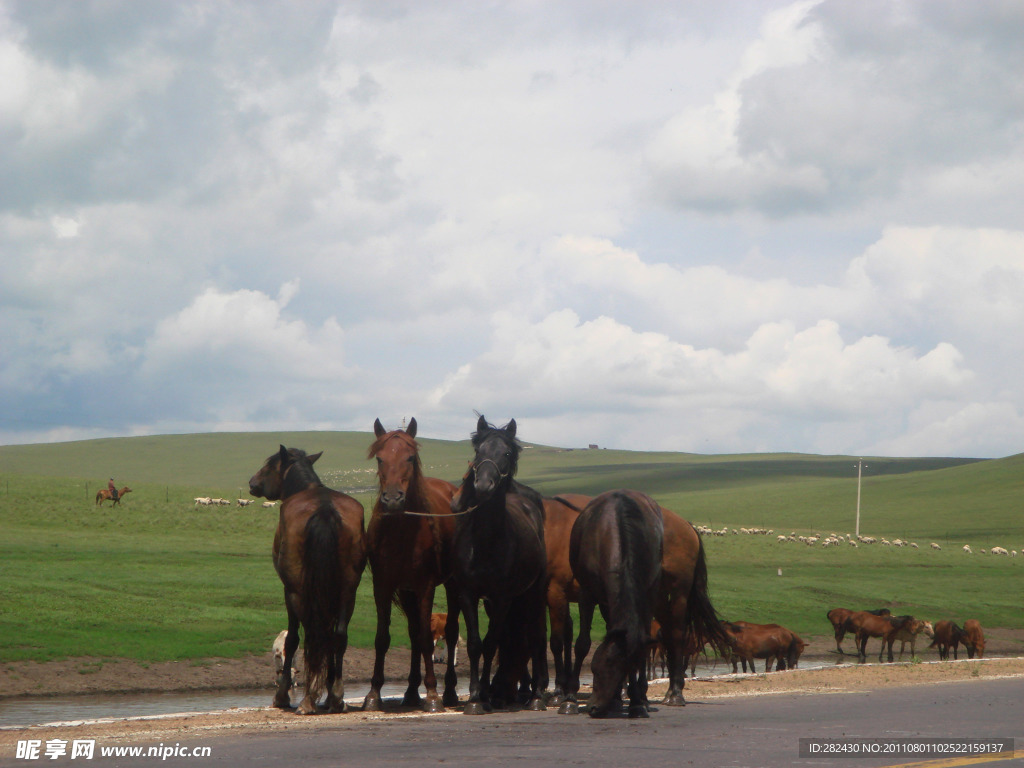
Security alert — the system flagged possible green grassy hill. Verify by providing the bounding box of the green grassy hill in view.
[0,432,1020,664]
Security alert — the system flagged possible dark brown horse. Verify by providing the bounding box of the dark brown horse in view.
[95,486,131,506]
[451,415,548,715]
[930,620,973,660]
[826,607,890,654]
[848,611,915,662]
[544,493,726,706]
[362,418,460,713]
[565,490,664,718]
[249,446,366,714]
[721,621,804,672]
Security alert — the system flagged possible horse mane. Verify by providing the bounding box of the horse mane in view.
[284,448,323,488]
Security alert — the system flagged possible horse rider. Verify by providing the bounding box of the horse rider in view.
[108,478,119,503]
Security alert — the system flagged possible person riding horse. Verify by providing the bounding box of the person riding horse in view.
[107,478,119,503]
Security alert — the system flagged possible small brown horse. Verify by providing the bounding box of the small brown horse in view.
[930,620,974,660]
[565,490,664,718]
[249,446,366,714]
[826,607,890,654]
[848,611,914,662]
[721,621,804,672]
[963,619,985,658]
[95,486,131,506]
[893,618,934,659]
[362,418,460,713]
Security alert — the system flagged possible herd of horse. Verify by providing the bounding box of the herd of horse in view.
[247,415,728,719]
[247,416,993,720]
[827,608,986,662]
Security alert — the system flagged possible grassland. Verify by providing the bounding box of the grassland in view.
[0,432,1020,665]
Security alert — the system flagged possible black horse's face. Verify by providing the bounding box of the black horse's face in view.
[471,417,518,502]
[249,451,284,500]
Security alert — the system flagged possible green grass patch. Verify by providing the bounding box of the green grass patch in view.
[0,433,1020,664]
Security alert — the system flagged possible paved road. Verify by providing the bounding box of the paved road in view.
[7,678,1022,768]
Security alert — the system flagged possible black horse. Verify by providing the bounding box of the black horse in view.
[451,415,548,714]
[562,490,664,718]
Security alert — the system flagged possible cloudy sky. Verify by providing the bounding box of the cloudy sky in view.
[2,1,1023,457]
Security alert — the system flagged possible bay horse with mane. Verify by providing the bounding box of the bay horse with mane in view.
[847,611,915,662]
[545,494,726,706]
[565,490,664,718]
[95,486,131,506]
[362,418,460,713]
[451,415,548,714]
[249,446,366,714]
[826,607,890,654]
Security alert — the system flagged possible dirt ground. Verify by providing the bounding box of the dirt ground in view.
[2,630,1023,746]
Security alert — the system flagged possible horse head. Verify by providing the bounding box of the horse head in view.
[249,445,322,500]
[468,414,520,503]
[368,417,420,513]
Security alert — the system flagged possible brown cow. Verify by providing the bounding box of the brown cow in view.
[847,611,915,662]
[929,620,970,660]
[892,618,934,659]
[963,619,985,659]
[721,621,802,673]
[826,607,890,654]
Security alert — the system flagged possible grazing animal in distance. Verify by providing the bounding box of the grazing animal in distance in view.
[431,612,461,665]
[963,619,985,658]
[929,620,970,660]
[826,607,890,654]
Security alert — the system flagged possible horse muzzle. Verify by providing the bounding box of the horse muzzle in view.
[380,490,406,513]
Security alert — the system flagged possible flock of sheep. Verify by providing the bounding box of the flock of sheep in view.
[193,496,277,508]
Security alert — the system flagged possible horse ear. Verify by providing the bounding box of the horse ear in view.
[307,451,323,465]
[278,445,289,463]
[477,414,488,433]
[406,417,417,439]
[505,418,517,439]
[373,418,386,438]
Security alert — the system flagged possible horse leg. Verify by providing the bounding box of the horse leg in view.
[460,593,489,715]
[273,605,301,709]
[412,588,446,713]
[835,625,845,654]
[362,581,393,712]
[660,595,689,706]
[548,590,572,704]
[559,596,593,715]
[627,667,648,719]
[526,584,548,711]
[397,590,426,709]
[324,603,351,714]
[442,582,461,707]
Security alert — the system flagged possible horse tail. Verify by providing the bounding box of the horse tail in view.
[683,527,730,657]
[300,499,343,692]
[612,493,658,664]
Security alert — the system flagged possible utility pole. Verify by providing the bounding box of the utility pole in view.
[855,458,865,538]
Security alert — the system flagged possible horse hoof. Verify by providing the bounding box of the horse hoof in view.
[272,694,291,710]
[422,697,445,714]
[362,694,383,712]
[402,694,423,709]
[326,699,348,715]
[662,692,687,707]
[296,699,317,716]
[628,705,649,719]
[557,701,579,715]
[463,701,490,715]
[527,697,546,712]
[442,691,460,708]
[588,706,609,719]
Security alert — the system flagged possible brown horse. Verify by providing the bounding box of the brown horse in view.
[95,486,131,506]
[930,620,973,660]
[545,493,726,706]
[362,418,460,713]
[963,619,985,658]
[848,611,914,662]
[565,490,664,718]
[826,607,890,654]
[893,618,934,659]
[721,621,804,672]
[249,446,366,714]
